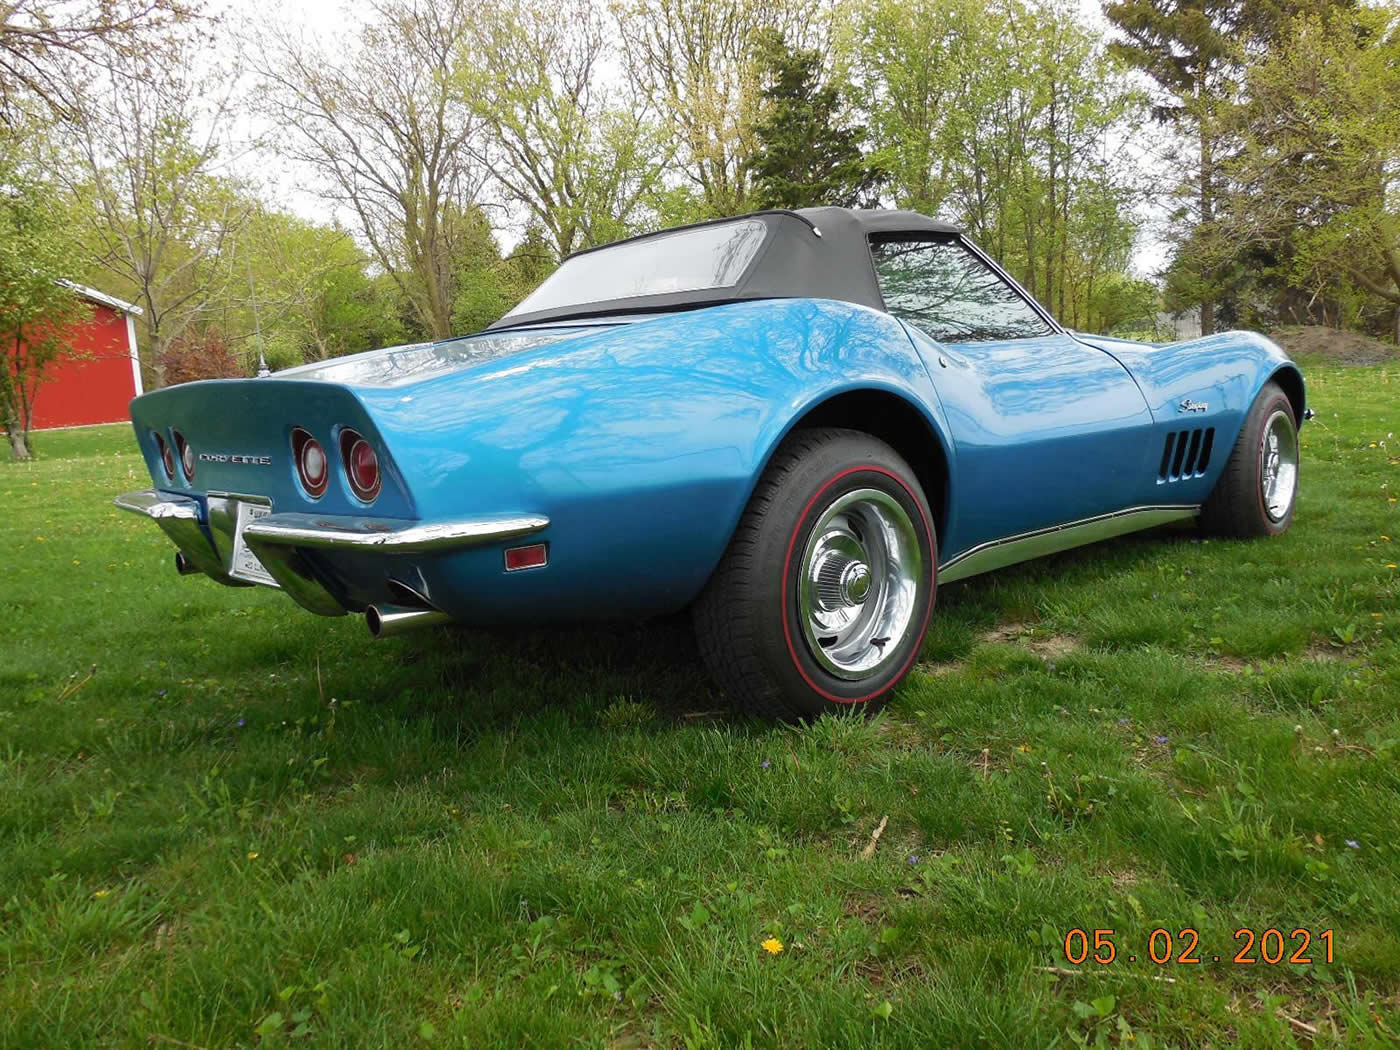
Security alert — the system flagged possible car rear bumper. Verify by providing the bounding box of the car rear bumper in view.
[114,489,549,617]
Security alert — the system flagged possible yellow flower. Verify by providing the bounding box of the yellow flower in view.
[1388,564,1397,570]
[761,937,784,955]
[94,889,111,899]
[1018,744,1033,753]
[247,851,260,860]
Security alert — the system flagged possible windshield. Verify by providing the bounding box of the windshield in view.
[501,218,769,322]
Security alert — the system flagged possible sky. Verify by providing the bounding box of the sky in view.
[216,0,1173,278]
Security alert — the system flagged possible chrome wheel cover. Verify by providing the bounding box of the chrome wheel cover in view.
[1259,409,1299,522]
[797,487,923,681]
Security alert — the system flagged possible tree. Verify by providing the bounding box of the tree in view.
[213,206,408,371]
[1219,6,1400,337]
[615,0,817,219]
[0,161,86,459]
[1103,0,1257,335]
[58,43,247,386]
[857,0,972,215]
[463,0,665,260]
[750,29,883,209]
[860,0,1147,330]
[0,0,195,121]
[255,0,486,339]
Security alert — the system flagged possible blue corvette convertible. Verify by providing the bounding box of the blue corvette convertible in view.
[117,208,1305,720]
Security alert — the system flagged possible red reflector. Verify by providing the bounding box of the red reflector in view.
[504,543,548,571]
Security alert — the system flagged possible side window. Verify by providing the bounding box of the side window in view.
[869,237,1054,342]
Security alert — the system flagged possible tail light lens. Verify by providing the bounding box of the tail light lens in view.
[153,431,175,481]
[291,427,328,498]
[172,430,194,481]
[340,429,381,502]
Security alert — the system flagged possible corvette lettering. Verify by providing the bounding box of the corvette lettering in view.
[198,453,273,466]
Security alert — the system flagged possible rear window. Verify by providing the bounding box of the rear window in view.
[501,218,769,321]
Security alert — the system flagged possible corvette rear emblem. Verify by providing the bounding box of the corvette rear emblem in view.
[199,452,273,465]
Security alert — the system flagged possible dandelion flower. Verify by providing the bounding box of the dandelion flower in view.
[247,851,260,860]
[761,937,784,955]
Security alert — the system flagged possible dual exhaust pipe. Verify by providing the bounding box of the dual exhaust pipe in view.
[173,548,449,638]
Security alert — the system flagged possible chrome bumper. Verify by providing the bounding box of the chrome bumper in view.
[114,489,548,617]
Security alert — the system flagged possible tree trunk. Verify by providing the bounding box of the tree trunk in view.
[7,424,30,461]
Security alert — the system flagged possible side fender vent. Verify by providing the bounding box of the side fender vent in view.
[1158,428,1215,483]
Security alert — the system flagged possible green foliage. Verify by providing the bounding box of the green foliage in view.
[223,207,410,368]
[750,29,883,209]
[0,155,87,459]
[616,0,817,219]
[450,218,559,335]
[463,0,667,259]
[859,0,1146,332]
[1216,6,1400,336]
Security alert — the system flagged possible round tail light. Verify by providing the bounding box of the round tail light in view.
[172,430,194,481]
[340,429,381,502]
[291,427,328,498]
[154,431,175,481]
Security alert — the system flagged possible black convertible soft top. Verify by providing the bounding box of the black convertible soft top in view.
[489,207,963,331]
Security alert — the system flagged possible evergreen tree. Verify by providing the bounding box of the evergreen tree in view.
[1103,0,1246,335]
[750,30,884,210]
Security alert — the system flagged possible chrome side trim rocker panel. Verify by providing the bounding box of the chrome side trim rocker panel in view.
[937,504,1200,584]
[113,489,550,618]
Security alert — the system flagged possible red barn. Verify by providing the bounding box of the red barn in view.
[25,282,143,431]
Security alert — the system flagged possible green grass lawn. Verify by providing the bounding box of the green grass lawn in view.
[2,362,1398,1048]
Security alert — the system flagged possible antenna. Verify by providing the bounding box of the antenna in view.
[247,254,269,377]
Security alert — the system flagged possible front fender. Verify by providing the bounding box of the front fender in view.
[1074,330,1306,503]
[1077,330,1305,426]
[355,299,954,621]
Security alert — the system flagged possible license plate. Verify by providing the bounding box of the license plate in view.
[228,501,278,587]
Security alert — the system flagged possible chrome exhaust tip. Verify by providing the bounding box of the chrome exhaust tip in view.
[365,604,453,639]
[174,551,201,576]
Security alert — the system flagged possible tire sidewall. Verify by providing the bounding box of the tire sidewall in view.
[1252,393,1297,535]
[753,439,936,714]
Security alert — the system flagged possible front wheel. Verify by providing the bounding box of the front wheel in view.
[693,428,936,721]
[1200,382,1299,537]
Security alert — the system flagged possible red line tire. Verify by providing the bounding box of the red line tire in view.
[1200,382,1299,538]
[693,428,937,721]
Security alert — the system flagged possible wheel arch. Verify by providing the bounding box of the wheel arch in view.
[1267,363,1306,424]
[773,387,953,545]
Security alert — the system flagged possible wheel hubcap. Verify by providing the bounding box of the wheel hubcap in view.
[1259,409,1299,522]
[798,488,923,681]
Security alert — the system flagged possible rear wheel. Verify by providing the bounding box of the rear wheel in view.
[693,428,936,721]
[1200,382,1299,537]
